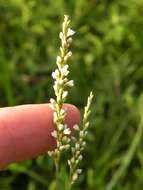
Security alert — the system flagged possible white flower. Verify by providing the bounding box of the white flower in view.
[77,169,82,174]
[59,32,64,40]
[84,131,88,136]
[71,147,75,153]
[85,122,89,128]
[68,160,71,166]
[59,145,65,151]
[71,158,75,163]
[58,80,64,85]
[51,130,57,138]
[52,69,59,79]
[58,124,64,131]
[56,56,62,64]
[50,98,56,104]
[67,28,75,37]
[53,112,58,120]
[82,141,86,147]
[72,173,78,181]
[53,83,58,91]
[75,143,80,150]
[62,91,68,99]
[79,131,84,137]
[64,51,72,61]
[63,128,71,135]
[48,151,54,156]
[60,109,66,115]
[78,155,83,161]
[73,124,79,131]
[67,37,72,44]
[61,64,69,76]
[66,80,74,87]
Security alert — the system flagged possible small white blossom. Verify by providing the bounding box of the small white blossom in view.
[82,141,86,147]
[67,28,75,37]
[59,32,64,40]
[72,173,78,181]
[85,122,89,128]
[66,80,74,87]
[68,160,71,165]
[84,131,88,136]
[60,65,69,76]
[56,56,62,64]
[63,128,71,135]
[59,145,65,151]
[71,158,75,163]
[62,91,68,99]
[52,69,60,79]
[80,131,84,137]
[50,98,56,104]
[57,80,64,85]
[53,112,58,121]
[78,155,83,161]
[73,124,80,131]
[58,124,64,131]
[53,83,58,91]
[77,169,82,174]
[67,37,72,44]
[64,144,70,149]
[75,143,80,150]
[60,109,66,115]
[48,151,54,156]
[64,51,72,61]
[51,130,57,138]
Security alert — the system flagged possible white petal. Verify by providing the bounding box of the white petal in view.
[58,124,64,131]
[72,173,78,181]
[62,91,68,99]
[53,112,58,120]
[56,56,62,64]
[52,71,56,79]
[64,128,71,135]
[75,143,80,150]
[67,28,75,36]
[77,169,82,174]
[73,124,80,131]
[51,130,57,138]
[61,65,69,76]
[60,109,66,115]
[66,80,74,87]
[50,98,56,104]
[80,131,84,137]
[64,51,72,61]
[78,155,83,161]
[59,32,63,40]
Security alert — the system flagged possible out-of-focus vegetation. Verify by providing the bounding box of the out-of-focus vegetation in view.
[0,0,143,189]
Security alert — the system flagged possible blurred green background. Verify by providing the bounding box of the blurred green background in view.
[0,0,143,189]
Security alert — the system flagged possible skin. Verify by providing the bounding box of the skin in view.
[0,103,80,169]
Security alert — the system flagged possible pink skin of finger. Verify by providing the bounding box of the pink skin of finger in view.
[0,104,80,169]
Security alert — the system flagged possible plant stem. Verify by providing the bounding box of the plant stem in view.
[54,153,61,190]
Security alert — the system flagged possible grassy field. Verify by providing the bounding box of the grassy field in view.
[0,0,143,189]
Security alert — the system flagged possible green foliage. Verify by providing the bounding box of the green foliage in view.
[0,0,143,189]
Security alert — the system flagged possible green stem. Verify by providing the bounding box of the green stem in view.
[54,153,61,190]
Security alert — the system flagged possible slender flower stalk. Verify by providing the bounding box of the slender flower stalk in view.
[48,15,75,176]
[48,15,94,190]
[68,92,94,187]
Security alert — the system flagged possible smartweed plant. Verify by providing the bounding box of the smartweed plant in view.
[48,15,94,189]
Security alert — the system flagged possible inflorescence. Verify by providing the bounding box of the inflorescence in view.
[48,15,94,188]
[48,15,75,168]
